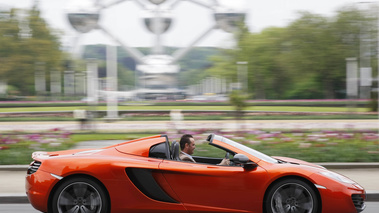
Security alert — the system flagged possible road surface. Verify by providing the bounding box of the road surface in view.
[0,120,378,132]
[1,202,378,213]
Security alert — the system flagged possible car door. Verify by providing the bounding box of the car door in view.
[159,160,269,213]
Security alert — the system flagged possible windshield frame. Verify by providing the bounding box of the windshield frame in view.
[210,134,278,164]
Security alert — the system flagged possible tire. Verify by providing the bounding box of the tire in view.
[265,178,319,213]
[51,177,109,213]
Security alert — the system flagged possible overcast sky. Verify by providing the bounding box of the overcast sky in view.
[0,0,371,49]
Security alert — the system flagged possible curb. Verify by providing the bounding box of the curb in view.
[0,165,29,171]
[367,191,379,202]
[318,162,379,169]
[0,194,28,204]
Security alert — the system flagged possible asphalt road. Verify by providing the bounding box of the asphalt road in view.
[2,203,378,213]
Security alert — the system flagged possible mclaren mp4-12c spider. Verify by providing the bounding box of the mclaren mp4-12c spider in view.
[26,134,366,213]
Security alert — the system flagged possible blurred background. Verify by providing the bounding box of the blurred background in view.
[0,0,377,104]
[0,0,378,164]
[1,3,379,211]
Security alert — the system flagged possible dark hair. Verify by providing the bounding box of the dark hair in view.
[179,134,193,150]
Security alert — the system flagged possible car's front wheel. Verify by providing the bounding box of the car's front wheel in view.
[265,178,319,213]
[51,177,109,213]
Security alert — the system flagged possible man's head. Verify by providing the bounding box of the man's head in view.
[179,134,195,155]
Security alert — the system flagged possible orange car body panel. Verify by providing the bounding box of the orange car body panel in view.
[159,160,269,212]
[115,136,167,157]
[25,168,58,213]
[26,134,365,213]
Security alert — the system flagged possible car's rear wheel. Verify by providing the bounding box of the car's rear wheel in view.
[51,177,109,213]
[265,178,319,213]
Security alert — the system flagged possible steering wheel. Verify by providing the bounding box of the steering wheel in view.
[224,152,234,166]
[225,152,230,159]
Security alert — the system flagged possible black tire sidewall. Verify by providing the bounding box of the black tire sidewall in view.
[51,177,109,213]
[265,178,319,213]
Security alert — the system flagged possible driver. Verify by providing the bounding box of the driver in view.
[179,134,230,165]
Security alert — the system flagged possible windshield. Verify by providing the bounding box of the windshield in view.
[215,135,278,164]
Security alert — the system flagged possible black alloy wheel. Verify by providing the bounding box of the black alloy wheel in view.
[51,177,109,213]
[265,178,319,213]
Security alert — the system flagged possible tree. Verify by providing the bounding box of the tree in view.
[0,4,63,96]
[246,27,289,99]
[229,90,248,120]
[0,9,23,94]
[205,23,251,94]
[207,6,371,100]
[284,12,337,99]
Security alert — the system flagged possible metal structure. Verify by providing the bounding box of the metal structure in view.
[66,0,246,99]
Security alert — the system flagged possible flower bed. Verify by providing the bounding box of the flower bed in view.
[0,129,73,165]
[1,129,378,165]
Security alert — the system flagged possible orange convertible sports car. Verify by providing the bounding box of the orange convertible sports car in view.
[26,134,366,213]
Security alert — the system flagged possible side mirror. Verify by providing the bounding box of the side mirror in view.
[232,154,258,171]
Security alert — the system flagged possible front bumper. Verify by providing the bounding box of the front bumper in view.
[319,187,365,213]
[313,180,366,213]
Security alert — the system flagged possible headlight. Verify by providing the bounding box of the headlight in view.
[319,171,356,184]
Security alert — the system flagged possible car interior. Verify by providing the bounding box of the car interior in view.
[148,134,243,166]
[170,135,236,165]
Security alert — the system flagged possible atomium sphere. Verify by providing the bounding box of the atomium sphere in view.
[67,13,100,33]
[144,55,173,65]
[138,55,179,74]
[66,0,100,33]
[143,10,173,34]
[148,0,167,5]
[214,11,246,33]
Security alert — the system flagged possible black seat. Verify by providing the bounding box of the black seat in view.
[171,141,180,161]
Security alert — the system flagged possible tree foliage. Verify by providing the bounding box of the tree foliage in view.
[0,5,63,95]
[229,90,248,120]
[208,6,377,100]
